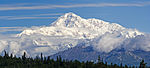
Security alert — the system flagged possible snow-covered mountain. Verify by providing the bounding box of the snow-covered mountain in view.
[18,12,143,39]
[1,12,150,61]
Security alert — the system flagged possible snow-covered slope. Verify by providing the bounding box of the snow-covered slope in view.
[18,12,143,39]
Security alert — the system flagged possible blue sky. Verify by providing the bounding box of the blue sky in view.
[0,0,150,33]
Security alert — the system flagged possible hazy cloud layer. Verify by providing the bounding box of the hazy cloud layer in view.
[0,27,27,34]
[0,2,150,11]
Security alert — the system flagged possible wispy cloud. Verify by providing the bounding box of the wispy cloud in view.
[0,13,62,20]
[34,13,64,16]
[0,27,27,34]
[0,2,150,11]
[0,16,58,20]
[8,17,57,20]
[0,27,24,29]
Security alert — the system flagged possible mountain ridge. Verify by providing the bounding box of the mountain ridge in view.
[51,45,150,66]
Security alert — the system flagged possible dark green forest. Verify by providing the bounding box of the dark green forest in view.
[0,51,147,68]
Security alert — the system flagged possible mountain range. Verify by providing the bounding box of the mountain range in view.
[1,12,150,66]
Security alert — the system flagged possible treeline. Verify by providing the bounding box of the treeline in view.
[0,51,147,68]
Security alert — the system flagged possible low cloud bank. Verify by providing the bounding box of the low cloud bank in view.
[123,34,150,51]
[0,34,79,57]
[91,32,150,53]
[0,27,150,57]
[91,32,125,52]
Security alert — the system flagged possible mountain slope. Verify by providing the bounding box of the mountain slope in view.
[51,45,150,66]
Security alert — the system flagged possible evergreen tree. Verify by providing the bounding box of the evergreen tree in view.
[98,55,101,63]
[0,51,146,68]
[41,53,43,61]
[139,59,147,68]
[22,52,26,61]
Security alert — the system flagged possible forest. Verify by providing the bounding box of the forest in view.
[0,51,147,68]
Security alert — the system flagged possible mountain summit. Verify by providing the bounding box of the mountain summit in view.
[51,12,84,27]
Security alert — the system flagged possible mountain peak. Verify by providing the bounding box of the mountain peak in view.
[51,12,84,27]
[63,12,79,18]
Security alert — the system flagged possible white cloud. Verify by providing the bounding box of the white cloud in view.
[123,34,150,51]
[0,2,150,11]
[91,31,150,53]
[91,32,125,53]
[0,30,80,57]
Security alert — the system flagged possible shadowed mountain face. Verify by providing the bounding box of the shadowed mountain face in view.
[51,45,150,66]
